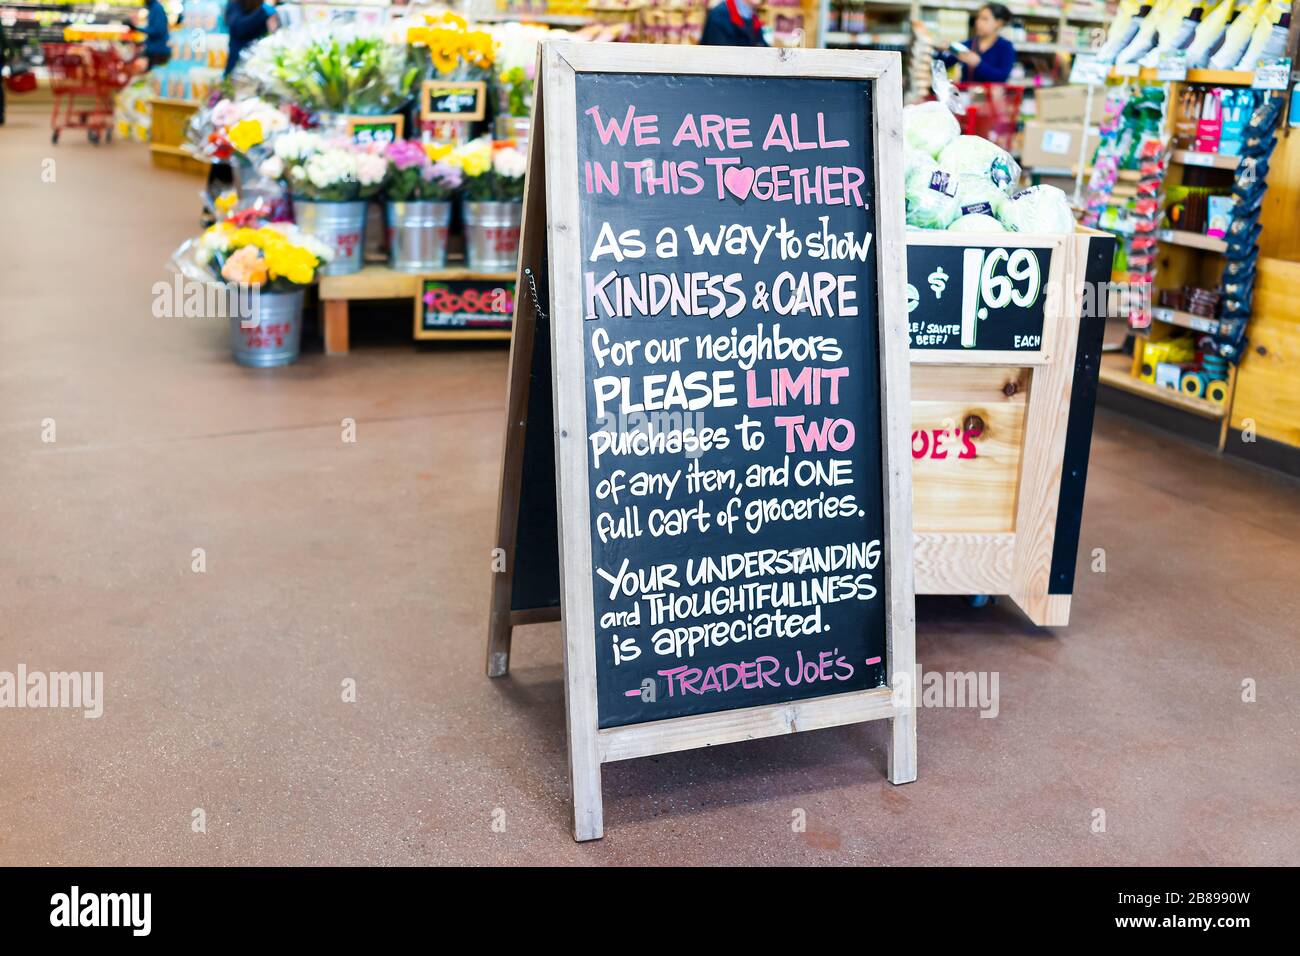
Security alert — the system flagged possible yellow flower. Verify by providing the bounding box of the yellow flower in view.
[227,118,264,154]
[422,142,453,161]
[263,239,319,285]
[214,190,239,217]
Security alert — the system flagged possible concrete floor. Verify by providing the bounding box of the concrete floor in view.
[2,102,1298,865]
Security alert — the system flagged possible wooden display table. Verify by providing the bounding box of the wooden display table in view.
[149,97,205,176]
[318,265,514,354]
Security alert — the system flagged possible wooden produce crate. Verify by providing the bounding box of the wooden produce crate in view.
[149,97,206,176]
[905,227,1116,626]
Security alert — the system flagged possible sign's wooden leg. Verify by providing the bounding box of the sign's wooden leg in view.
[888,709,918,785]
[485,616,512,678]
[323,300,350,355]
[570,739,604,842]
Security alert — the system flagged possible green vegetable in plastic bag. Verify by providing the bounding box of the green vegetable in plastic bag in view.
[905,165,961,229]
[997,185,1076,234]
[937,135,1022,192]
[903,101,961,158]
[948,213,1007,232]
[953,173,1007,219]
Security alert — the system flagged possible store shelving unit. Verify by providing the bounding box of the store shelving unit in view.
[1093,67,1267,450]
[820,0,1111,72]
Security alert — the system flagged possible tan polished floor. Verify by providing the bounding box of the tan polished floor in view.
[2,103,1298,865]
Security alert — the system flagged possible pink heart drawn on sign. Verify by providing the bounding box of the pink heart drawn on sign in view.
[723,165,756,202]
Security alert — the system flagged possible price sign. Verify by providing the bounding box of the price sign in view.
[345,114,404,147]
[1155,51,1187,82]
[416,278,514,334]
[906,243,1050,351]
[1253,57,1292,91]
[420,81,487,122]
[1069,53,1110,86]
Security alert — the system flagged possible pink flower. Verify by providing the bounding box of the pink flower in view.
[423,161,463,188]
[385,139,429,171]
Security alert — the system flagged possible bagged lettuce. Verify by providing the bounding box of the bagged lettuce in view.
[948,213,1007,232]
[953,173,1008,219]
[938,135,1022,192]
[906,165,961,229]
[997,185,1076,234]
[903,100,961,158]
[905,146,938,184]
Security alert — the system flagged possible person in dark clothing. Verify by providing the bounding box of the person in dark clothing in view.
[0,19,8,125]
[700,0,767,47]
[225,0,277,77]
[143,0,172,68]
[930,3,1016,83]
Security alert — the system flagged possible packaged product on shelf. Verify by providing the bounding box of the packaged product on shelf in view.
[1235,4,1291,71]
[1208,0,1265,69]
[1185,0,1236,68]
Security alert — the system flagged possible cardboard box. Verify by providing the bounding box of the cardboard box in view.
[1020,120,1099,171]
[1034,85,1092,124]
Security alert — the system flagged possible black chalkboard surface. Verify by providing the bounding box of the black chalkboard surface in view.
[572,73,888,729]
[906,244,1050,351]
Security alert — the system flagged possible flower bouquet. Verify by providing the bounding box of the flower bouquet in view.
[447,138,527,271]
[382,140,464,273]
[185,95,292,164]
[489,22,548,119]
[173,216,333,367]
[406,12,495,80]
[259,130,389,275]
[242,24,419,116]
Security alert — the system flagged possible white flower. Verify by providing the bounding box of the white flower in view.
[210,98,238,128]
[355,152,387,187]
[492,147,527,180]
[258,156,285,180]
[304,148,358,189]
[274,130,322,163]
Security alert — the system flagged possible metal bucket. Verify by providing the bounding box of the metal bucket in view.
[230,288,304,368]
[462,200,523,272]
[293,199,367,276]
[386,200,452,273]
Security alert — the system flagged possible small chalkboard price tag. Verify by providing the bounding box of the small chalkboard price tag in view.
[486,42,917,842]
[420,80,487,122]
[345,114,404,147]
[906,242,1051,351]
[415,277,514,335]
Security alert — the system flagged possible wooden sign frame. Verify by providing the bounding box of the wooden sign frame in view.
[420,80,488,122]
[488,41,916,841]
[344,113,405,145]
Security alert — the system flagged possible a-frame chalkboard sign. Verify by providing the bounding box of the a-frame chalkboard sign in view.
[487,41,916,841]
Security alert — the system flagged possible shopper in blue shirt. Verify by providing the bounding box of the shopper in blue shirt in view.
[225,0,278,77]
[143,0,171,68]
[936,4,1017,83]
[700,0,767,47]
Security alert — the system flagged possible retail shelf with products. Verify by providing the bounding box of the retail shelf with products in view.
[1157,229,1228,254]
[1098,352,1229,419]
[1170,149,1241,170]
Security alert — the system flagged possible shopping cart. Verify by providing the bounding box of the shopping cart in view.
[954,82,1025,154]
[43,42,136,145]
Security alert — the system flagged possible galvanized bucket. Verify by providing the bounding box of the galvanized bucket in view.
[386,200,452,273]
[230,288,304,368]
[462,200,523,272]
[293,199,367,276]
